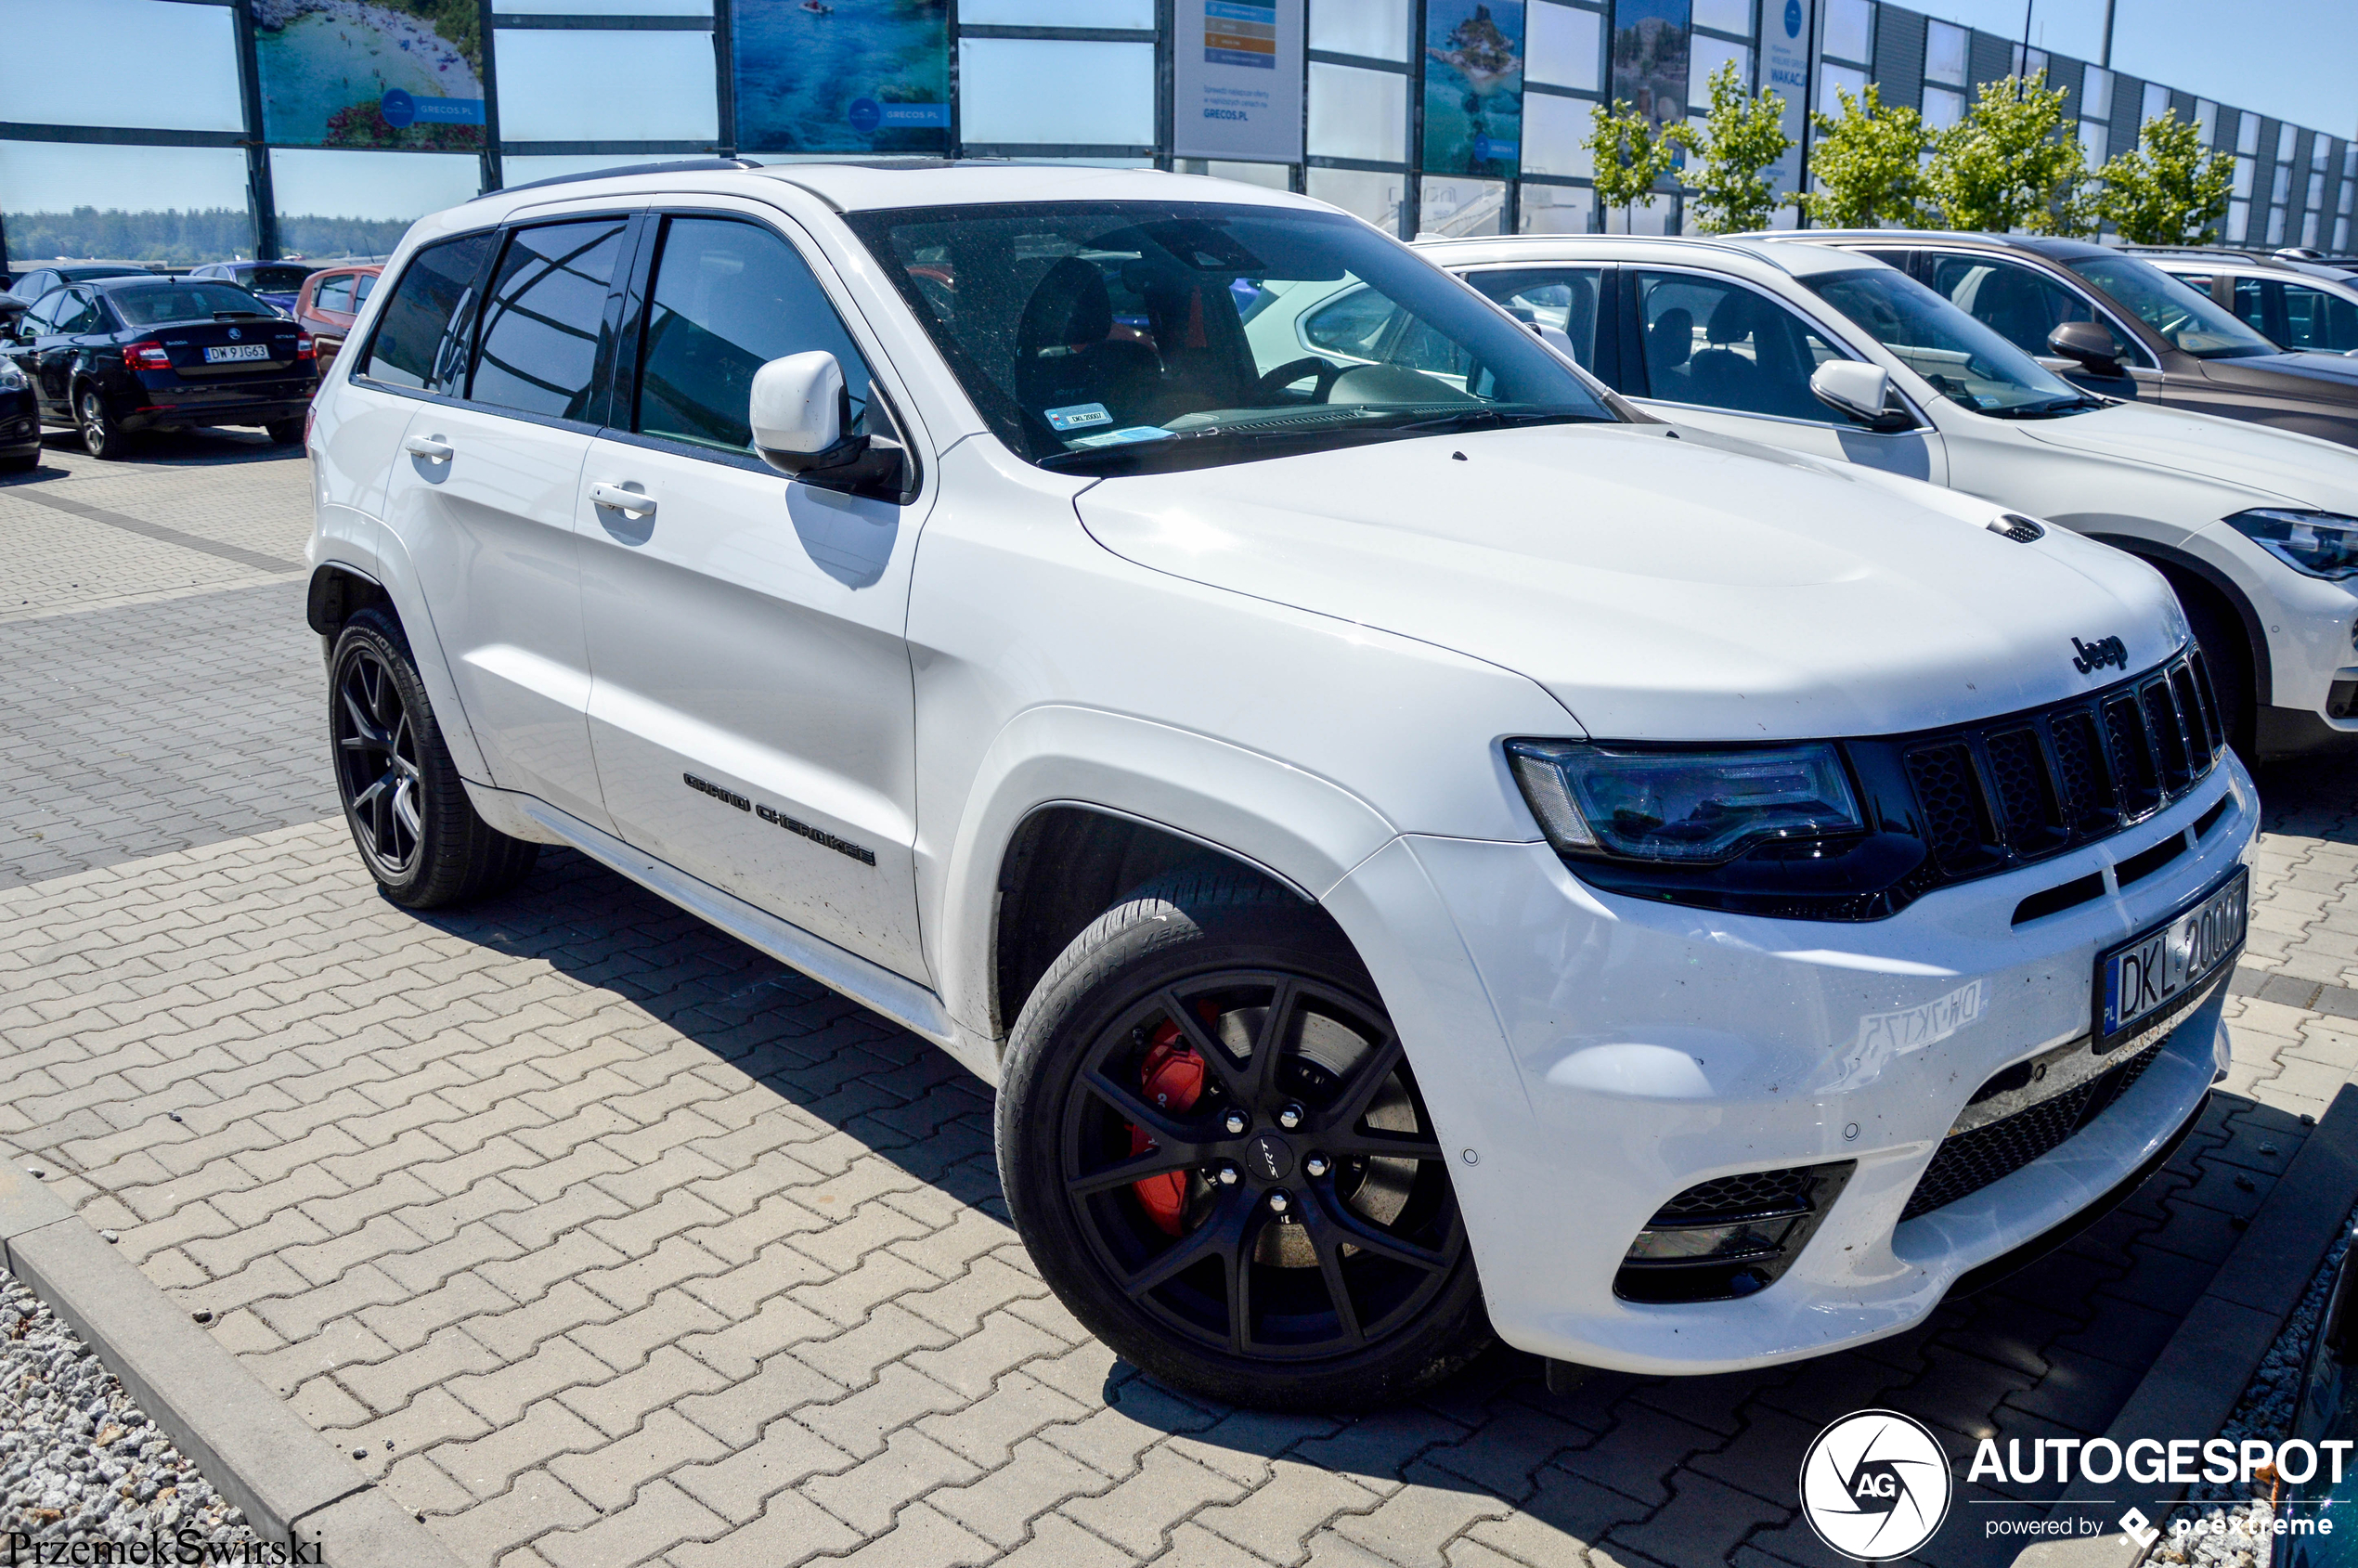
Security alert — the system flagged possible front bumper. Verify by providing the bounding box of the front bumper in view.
[1328,755,2256,1375]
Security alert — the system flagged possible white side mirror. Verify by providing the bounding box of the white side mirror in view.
[750,351,853,472]
[1809,360,1907,430]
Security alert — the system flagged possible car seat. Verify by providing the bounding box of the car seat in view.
[1014,258,1164,433]
[1645,305,1695,396]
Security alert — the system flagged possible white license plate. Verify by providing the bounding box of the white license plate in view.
[2096,868,2247,1046]
[202,343,270,363]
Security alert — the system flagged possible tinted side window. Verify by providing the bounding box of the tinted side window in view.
[2283,283,2358,352]
[470,218,630,421]
[22,290,67,334]
[355,274,376,304]
[1631,271,1846,422]
[633,216,874,453]
[1460,267,1603,370]
[1302,287,1394,358]
[1928,255,2124,361]
[54,291,105,334]
[361,230,497,393]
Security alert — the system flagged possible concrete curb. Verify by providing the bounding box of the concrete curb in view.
[2012,1082,2358,1567]
[0,1163,462,1568]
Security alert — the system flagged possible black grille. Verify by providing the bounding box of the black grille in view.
[1902,1043,2168,1222]
[1906,743,1986,872]
[1890,650,2217,893]
[1652,1166,1820,1223]
[1617,1161,1856,1303]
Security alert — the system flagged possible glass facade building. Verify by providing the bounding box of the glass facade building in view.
[0,0,2348,268]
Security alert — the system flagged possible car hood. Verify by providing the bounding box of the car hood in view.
[2200,350,2358,397]
[1074,423,2186,741]
[2011,399,2358,512]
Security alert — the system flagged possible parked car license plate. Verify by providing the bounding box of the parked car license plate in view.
[2095,867,2247,1049]
[203,343,269,363]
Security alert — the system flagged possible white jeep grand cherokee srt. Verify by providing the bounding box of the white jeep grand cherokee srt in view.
[303,161,2256,1409]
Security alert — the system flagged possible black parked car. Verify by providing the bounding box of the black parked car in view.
[1,275,315,458]
[0,261,153,336]
[0,352,38,473]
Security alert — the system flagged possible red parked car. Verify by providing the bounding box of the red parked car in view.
[292,264,382,376]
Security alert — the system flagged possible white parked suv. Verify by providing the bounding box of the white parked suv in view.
[1415,234,2358,761]
[304,162,2254,1407]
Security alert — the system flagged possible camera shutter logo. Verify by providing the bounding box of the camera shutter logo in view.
[1798,1409,1953,1561]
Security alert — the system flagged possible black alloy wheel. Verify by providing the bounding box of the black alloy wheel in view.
[1065,971,1464,1359]
[1000,870,1488,1410]
[333,640,424,879]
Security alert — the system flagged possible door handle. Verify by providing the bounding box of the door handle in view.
[590,482,656,519]
[403,434,453,462]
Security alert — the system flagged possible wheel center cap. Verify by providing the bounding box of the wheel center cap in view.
[1245,1132,1294,1183]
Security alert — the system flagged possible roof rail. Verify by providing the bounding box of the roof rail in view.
[480,157,764,201]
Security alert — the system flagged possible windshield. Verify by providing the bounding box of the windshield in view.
[2064,253,2280,359]
[240,265,316,292]
[110,281,279,326]
[1804,266,2096,417]
[845,201,1616,473]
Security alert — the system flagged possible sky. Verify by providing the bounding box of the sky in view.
[2,0,2352,224]
[1898,0,2358,135]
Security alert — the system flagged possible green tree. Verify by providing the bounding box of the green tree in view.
[1794,84,1931,228]
[2092,109,2235,244]
[1683,61,1793,234]
[1924,70,2092,235]
[1587,99,1694,230]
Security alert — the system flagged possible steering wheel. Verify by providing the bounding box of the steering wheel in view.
[1251,356,1348,404]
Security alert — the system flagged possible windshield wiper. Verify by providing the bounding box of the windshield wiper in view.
[1982,395,2105,419]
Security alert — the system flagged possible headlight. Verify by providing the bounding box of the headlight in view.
[1505,741,1866,862]
[0,361,24,392]
[2225,509,2358,580]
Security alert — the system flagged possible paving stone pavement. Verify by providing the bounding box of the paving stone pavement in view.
[5,443,2358,1568]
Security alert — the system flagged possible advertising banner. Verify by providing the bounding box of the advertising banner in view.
[732,0,951,155]
[1761,0,1814,208]
[1609,0,1691,136]
[1173,0,1304,162]
[253,0,487,150]
[1422,1,1524,179]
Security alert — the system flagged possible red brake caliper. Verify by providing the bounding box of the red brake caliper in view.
[1129,1019,1207,1236]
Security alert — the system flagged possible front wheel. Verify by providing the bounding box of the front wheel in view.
[997,870,1489,1410]
[330,607,538,907]
[77,386,133,460]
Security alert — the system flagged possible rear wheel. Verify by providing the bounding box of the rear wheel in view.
[76,386,133,460]
[266,419,304,446]
[997,870,1488,1410]
[330,607,538,907]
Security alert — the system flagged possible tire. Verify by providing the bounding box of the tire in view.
[265,418,304,446]
[329,606,538,908]
[2176,579,2253,759]
[76,384,134,460]
[997,868,1490,1411]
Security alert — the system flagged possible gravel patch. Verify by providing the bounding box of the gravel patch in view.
[2148,1210,2358,1565]
[1,1269,257,1553]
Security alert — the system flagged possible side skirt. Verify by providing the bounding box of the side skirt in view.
[504,793,978,1069]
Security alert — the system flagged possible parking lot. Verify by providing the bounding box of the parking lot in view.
[5,431,2358,1568]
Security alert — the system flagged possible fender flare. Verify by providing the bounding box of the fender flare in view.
[929,705,1400,1042]
[309,535,493,784]
[2081,532,2273,705]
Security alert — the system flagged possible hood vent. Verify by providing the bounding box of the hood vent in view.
[1989,513,2046,543]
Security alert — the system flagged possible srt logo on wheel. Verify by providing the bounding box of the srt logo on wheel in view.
[1798,1409,1953,1562]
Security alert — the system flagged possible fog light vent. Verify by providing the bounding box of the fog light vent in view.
[1613,1161,1855,1304]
